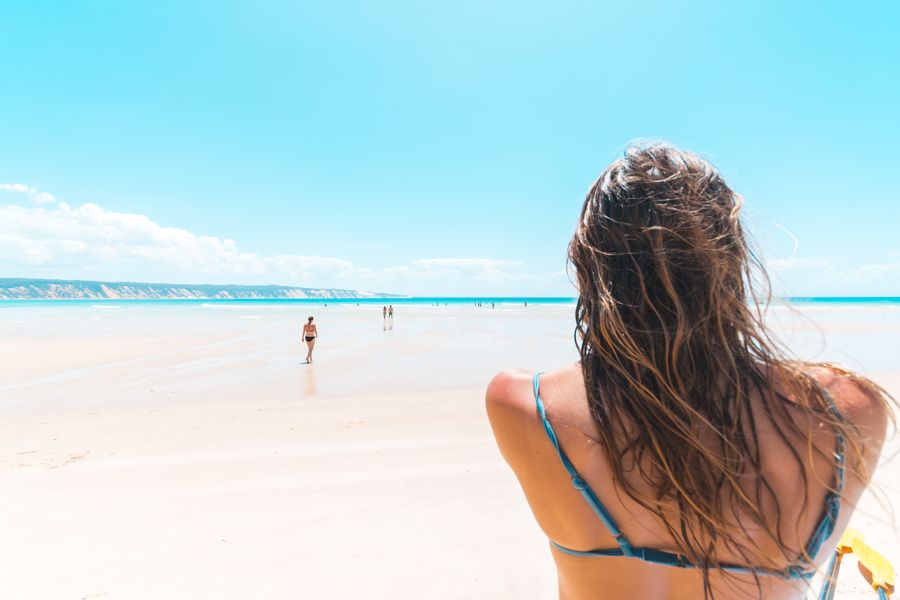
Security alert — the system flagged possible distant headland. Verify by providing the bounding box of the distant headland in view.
[0,278,405,300]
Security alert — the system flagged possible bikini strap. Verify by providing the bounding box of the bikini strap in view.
[532,372,635,556]
[803,381,846,559]
[822,384,846,495]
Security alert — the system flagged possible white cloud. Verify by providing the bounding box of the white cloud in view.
[768,258,834,273]
[0,200,355,283]
[393,257,566,294]
[0,182,580,294]
[846,261,900,282]
[0,188,570,294]
[412,258,521,278]
[0,182,57,205]
[0,183,31,194]
[765,255,900,296]
[30,192,57,205]
[406,258,533,286]
[382,266,410,275]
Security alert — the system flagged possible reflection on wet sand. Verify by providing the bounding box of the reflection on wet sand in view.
[304,364,316,396]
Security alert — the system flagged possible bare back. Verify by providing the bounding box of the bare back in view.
[486,363,887,600]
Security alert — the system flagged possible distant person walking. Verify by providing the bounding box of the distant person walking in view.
[302,316,318,363]
[388,305,394,319]
[383,306,387,319]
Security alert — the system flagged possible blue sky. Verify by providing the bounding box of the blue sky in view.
[1,1,898,296]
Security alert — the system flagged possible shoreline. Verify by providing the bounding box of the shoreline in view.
[3,296,900,304]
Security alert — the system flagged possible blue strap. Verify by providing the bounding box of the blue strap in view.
[551,541,815,580]
[550,541,625,558]
[803,384,846,560]
[531,371,835,581]
[533,372,635,557]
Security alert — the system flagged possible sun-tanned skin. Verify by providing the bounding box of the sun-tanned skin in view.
[486,363,888,600]
[303,318,317,363]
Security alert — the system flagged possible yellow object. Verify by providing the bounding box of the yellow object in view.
[837,527,862,554]
[851,537,895,595]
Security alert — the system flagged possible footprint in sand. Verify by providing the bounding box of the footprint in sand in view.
[46,450,91,469]
[59,451,91,467]
[4,450,91,470]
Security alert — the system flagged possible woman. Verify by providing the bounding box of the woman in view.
[302,316,317,363]
[486,143,891,599]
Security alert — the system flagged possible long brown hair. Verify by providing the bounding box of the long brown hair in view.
[568,142,889,593]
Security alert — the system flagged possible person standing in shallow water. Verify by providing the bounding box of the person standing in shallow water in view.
[383,306,387,319]
[302,316,317,363]
[388,305,394,319]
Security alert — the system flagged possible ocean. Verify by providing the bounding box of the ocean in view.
[0,296,575,307]
[1,296,898,308]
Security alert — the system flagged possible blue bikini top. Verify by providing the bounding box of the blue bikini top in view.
[532,372,845,580]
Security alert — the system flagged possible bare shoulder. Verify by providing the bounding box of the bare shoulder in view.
[485,369,535,425]
[805,365,890,438]
[485,366,589,469]
[485,369,540,470]
[803,365,891,478]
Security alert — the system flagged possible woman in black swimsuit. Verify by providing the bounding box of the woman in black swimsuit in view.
[302,316,317,363]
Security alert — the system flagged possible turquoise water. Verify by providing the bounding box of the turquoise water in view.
[1,296,899,307]
[0,296,577,307]
[785,297,900,304]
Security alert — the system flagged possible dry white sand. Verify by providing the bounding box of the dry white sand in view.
[0,301,897,599]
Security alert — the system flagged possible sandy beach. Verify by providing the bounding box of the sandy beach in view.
[0,301,897,599]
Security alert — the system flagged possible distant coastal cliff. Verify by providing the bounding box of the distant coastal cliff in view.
[0,278,404,300]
